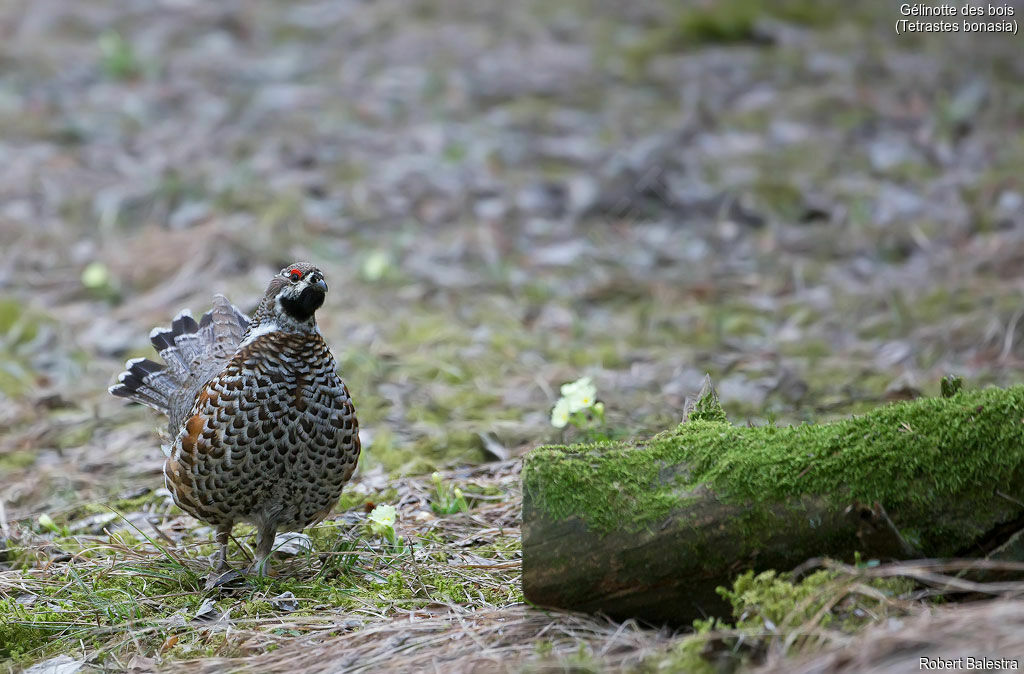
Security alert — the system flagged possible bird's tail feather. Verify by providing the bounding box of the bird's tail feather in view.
[109,295,249,426]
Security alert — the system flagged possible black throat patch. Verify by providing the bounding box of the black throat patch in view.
[280,286,325,323]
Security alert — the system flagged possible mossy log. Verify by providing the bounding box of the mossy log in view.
[522,385,1024,625]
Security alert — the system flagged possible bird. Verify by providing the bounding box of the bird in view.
[109,262,360,574]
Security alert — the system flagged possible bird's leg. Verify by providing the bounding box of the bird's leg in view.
[214,523,232,571]
[250,523,277,576]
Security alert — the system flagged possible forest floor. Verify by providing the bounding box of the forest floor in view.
[2,0,1024,671]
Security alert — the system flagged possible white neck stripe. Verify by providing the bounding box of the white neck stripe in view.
[238,321,280,347]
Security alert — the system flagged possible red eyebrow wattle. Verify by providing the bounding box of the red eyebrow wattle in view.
[289,268,302,278]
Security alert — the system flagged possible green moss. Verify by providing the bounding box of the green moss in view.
[0,559,207,666]
[472,535,521,560]
[0,599,69,660]
[646,569,914,672]
[0,296,52,395]
[98,31,142,81]
[379,571,414,600]
[524,385,1024,553]
[752,180,805,221]
[69,490,181,523]
[777,338,832,359]
[941,374,964,398]
[0,450,36,470]
[689,385,728,424]
[649,635,718,674]
[662,2,761,45]
[55,422,96,450]
[723,569,889,629]
[625,0,844,70]
[0,298,28,335]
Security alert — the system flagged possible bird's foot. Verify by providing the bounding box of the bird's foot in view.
[246,556,273,577]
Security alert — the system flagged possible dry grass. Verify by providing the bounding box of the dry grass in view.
[758,599,1024,674]
[6,460,1024,672]
[162,559,1024,673]
[173,606,676,674]
[700,560,1024,674]
[1,463,526,671]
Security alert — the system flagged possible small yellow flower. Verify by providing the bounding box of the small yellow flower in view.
[367,504,397,535]
[361,250,391,281]
[550,397,571,428]
[38,513,59,533]
[560,377,597,413]
[81,262,111,289]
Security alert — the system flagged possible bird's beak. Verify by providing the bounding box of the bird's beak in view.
[313,277,328,293]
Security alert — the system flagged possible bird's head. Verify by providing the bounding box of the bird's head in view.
[254,262,328,331]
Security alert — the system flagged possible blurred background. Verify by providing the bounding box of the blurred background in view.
[1,0,1023,517]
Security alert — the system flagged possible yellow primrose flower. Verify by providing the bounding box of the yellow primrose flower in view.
[361,249,391,281]
[560,376,597,413]
[367,504,397,534]
[550,397,571,428]
[38,513,59,533]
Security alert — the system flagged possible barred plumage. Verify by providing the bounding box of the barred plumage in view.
[110,262,360,573]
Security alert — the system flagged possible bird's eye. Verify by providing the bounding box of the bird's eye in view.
[288,268,303,282]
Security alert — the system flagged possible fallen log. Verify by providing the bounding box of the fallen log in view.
[522,384,1024,624]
